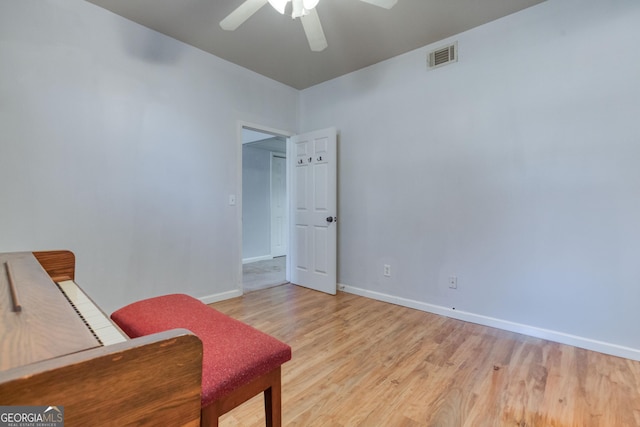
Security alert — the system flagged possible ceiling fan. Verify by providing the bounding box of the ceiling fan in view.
[220,0,398,52]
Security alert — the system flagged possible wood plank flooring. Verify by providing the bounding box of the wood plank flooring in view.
[209,284,640,426]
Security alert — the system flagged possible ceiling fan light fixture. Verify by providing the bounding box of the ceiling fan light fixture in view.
[290,0,320,19]
[221,0,394,53]
[303,0,320,10]
[291,0,308,18]
[267,0,289,14]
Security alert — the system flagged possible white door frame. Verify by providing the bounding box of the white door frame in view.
[236,121,294,292]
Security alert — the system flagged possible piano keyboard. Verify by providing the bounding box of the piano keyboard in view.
[57,280,128,346]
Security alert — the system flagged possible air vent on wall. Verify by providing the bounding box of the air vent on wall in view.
[428,42,458,69]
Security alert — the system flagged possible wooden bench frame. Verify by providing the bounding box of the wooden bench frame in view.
[201,366,282,427]
[111,292,291,427]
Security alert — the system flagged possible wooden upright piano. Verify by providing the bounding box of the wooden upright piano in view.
[0,251,203,426]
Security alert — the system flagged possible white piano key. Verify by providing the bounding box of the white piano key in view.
[57,280,127,345]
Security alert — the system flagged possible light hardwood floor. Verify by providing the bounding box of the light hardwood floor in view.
[209,284,640,426]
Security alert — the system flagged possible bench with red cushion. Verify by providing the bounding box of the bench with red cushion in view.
[111,293,291,427]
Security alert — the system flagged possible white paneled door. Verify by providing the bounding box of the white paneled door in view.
[289,128,337,295]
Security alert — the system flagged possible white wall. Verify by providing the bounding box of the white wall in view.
[0,0,299,312]
[3,0,640,360]
[300,0,640,358]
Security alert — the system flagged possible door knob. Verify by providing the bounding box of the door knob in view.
[326,216,336,223]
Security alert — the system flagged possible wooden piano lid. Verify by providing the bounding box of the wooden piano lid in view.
[0,252,101,371]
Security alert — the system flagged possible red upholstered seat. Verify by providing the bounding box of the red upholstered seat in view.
[111,294,291,408]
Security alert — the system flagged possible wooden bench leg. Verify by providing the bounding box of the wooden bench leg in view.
[201,403,220,427]
[201,367,282,427]
[264,369,282,427]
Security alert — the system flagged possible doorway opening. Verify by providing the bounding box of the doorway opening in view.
[241,126,289,292]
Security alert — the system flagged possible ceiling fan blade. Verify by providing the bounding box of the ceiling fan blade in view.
[358,0,397,9]
[220,0,268,31]
[300,8,328,52]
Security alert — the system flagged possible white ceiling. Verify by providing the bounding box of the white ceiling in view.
[85,0,545,90]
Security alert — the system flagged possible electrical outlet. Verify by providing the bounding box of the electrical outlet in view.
[383,264,391,277]
[449,276,457,289]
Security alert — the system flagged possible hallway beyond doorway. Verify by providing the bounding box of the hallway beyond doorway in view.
[242,256,287,293]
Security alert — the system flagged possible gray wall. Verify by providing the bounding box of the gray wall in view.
[2,0,640,358]
[300,0,640,357]
[0,0,299,312]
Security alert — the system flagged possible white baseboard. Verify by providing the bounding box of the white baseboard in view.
[199,288,242,305]
[242,255,273,264]
[339,283,640,362]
